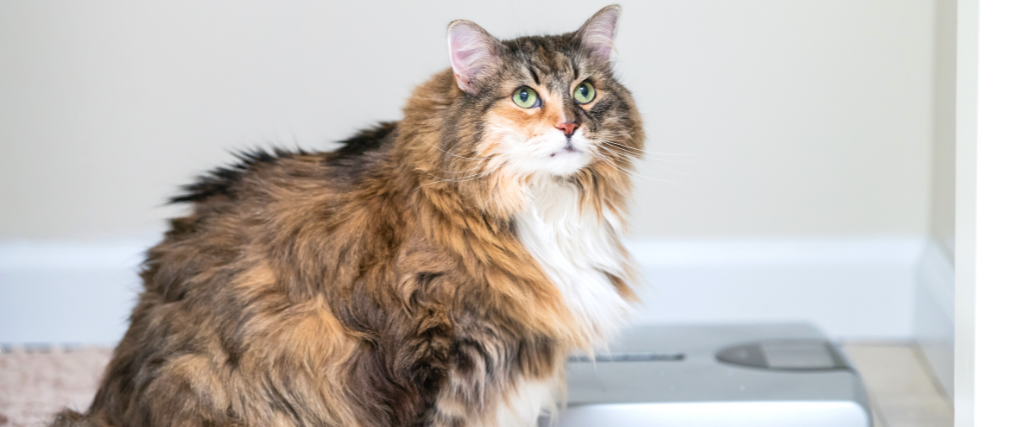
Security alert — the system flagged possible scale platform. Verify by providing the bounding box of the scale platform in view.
[545,323,872,427]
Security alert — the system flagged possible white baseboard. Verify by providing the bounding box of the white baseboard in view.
[1,237,925,345]
[0,238,154,345]
[912,239,955,397]
[628,238,924,341]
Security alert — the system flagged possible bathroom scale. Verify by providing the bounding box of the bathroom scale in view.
[544,323,872,427]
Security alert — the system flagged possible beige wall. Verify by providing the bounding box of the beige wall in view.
[931,0,957,257]
[0,0,935,240]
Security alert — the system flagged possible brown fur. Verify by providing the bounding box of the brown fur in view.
[53,6,643,427]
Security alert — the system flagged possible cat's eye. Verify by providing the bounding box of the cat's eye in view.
[574,81,597,104]
[512,86,540,108]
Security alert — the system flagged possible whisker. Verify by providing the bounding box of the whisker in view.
[602,140,692,157]
[478,167,511,210]
[599,144,643,160]
[428,143,491,161]
[600,146,686,175]
[433,161,490,175]
[422,157,489,178]
[601,143,691,165]
[415,163,504,191]
[592,151,688,185]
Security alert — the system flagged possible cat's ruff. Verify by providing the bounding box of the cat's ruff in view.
[516,177,635,349]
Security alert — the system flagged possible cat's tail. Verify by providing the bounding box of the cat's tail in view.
[48,409,99,427]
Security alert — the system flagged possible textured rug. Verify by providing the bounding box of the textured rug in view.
[0,347,112,427]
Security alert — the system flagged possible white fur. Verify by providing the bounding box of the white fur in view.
[485,176,633,425]
[492,377,558,427]
[485,115,595,178]
[515,178,634,347]
[481,113,634,426]
[484,119,634,347]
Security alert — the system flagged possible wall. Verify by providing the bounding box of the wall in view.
[1,0,934,240]
[913,0,957,398]
[929,1,958,259]
[1,1,941,344]
[953,0,978,423]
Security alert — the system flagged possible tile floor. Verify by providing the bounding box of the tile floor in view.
[1,343,952,426]
[841,343,953,427]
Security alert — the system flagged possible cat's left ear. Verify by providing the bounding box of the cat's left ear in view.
[447,20,503,95]
[576,5,621,63]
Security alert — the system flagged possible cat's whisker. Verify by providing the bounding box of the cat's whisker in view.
[418,170,498,188]
[602,139,692,157]
[422,159,486,179]
[415,163,504,190]
[478,164,512,210]
[433,160,491,175]
[599,144,691,175]
[598,140,647,156]
[598,145,686,176]
[428,143,492,161]
[601,140,643,152]
[599,141,693,167]
[478,177,503,210]
[598,144,642,160]
[426,151,504,176]
[592,151,688,184]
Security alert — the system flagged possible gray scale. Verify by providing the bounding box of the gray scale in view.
[544,323,872,427]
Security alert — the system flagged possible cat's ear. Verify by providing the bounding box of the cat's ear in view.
[576,5,621,63]
[447,20,503,94]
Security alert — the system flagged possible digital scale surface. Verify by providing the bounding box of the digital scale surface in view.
[545,323,872,427]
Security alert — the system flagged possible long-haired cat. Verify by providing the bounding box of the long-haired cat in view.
[53,5,643,427]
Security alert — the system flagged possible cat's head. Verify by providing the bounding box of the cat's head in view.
[445,5,640,176]
[405,5,642,216]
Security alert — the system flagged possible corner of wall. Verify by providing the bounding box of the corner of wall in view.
[913,238,955,398]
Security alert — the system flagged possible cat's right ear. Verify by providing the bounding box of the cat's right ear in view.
[447,20,502,95]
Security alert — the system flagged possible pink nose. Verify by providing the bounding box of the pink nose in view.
[556,122,578,137]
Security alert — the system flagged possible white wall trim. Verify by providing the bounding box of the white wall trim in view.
[0,238,153,270]
[913,239,955,398]
[955,0,979,424]
[1,237,924,344]
[628,238,924,267]
[628,237,924,342]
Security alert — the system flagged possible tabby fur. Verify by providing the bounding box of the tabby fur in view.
[52,5,643,427]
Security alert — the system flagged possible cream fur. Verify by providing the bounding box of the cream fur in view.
[516,177,634,349]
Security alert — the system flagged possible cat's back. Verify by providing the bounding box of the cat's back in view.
[171,121,398,207]
[145,121,401,292]
[71,122,408,427]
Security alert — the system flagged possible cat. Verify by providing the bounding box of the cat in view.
[52,5,643,427]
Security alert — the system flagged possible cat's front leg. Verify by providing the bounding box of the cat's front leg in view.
[427,378,559,427]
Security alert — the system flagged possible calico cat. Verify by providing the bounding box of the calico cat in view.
[52,5,643,427]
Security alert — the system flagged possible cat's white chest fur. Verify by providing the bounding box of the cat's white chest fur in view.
[514,178,634,347]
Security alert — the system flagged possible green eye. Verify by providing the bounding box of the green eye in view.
[574,81,596,104]
[512,86,540,108]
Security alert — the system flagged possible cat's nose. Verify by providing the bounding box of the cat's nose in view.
[556,122,578,138]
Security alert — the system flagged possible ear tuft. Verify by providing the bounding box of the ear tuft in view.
[577,5,621,63]
[447,20,502,94]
